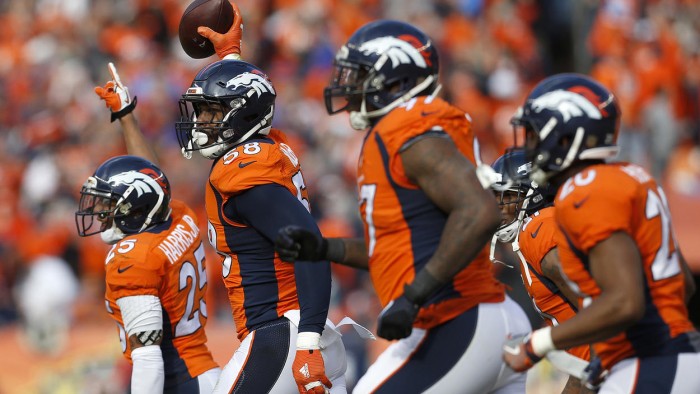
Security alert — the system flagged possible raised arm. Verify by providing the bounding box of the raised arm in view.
[94,63,159,165]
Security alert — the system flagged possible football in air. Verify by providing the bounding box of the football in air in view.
[178,0,234,58]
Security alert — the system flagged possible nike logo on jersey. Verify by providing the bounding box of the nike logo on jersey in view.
[239,160,256,168]
[530,223,543,239]
[117,264,134,273]
[573,196,589,209]
[421,110,438,117]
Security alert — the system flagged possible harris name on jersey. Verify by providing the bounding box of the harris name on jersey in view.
[158,214,201,264]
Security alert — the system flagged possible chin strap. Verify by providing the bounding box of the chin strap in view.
[489,235,513,268]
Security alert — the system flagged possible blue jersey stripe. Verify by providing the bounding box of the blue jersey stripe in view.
[374,133,460,305]
[210,183,281,333]
[561,228,681,358]
[160,308,196,389]
[527,260,578,312]
[224,224,281,331]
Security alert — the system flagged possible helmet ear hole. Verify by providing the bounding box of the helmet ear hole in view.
[585,134,599,149]
[558,135,572,148]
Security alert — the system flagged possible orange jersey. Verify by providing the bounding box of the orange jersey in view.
[359,96,504,330]
[104,200,217,379]
[205,129,307,340]
[518,207,590,361]
[555,163,695,369]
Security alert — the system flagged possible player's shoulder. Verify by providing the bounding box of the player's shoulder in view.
[104,237,160,288]
[211,134,276,175]
[209,129,301,193]
[104,214,184,272]
[375,96,466,148]
[556,163,645,207]
[526,206,556,226]
[219,129,298,167]
[521,206,557,239]
[379,97,461,131]
[169,199,197,223]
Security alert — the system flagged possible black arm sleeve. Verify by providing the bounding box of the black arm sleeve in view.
[231,183,331,334]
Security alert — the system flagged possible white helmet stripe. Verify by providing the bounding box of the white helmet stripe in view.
[560,127,585,170]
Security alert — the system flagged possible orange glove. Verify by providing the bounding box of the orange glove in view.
[94,62,137,122]
[292,332,331,394]
[198,1,243,60]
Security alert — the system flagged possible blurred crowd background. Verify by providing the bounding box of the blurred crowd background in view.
[0,0,699,393]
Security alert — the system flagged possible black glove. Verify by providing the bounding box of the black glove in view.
[582,356,608,391]
[376,286,420,340]
[275,225,328,262]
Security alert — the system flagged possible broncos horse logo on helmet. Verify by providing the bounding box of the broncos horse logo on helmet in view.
[176,60,277,159]
[512,73,620,185]
[324,20,440,130]
[75,155,171,244]
[225,71,275,98]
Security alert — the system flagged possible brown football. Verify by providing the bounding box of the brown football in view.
[178,0,234,59]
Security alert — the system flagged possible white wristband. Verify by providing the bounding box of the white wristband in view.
[530,326,555,356]
[223,53,242,60]
[296,331,321,350]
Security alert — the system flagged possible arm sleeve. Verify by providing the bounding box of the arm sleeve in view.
[232,183,331,334]
[116,295,163,336]
[130,345,164,394]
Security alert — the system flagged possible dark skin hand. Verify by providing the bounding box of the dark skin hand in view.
[550,231,645,350]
